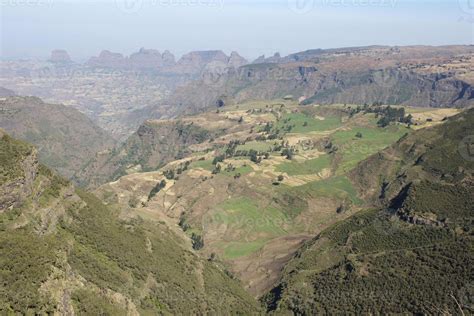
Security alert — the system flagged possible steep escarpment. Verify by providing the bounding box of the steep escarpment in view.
[169,46,474,112]
[0,96,115,181]
[75,118,219,188]
[0,132,260,314]
[87,48,248,76]
[301,70,474,107]
[0,130,38,212]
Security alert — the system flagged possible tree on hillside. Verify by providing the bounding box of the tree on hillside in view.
[282,148,293,160]
[191,233,204,250]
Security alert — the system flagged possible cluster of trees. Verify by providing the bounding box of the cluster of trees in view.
[163,161,192,180]
[191,233,204,250]
[212,139,292,168]
[280,239,472,315]
[281,148,294,160]
[147,180,167,201]
[272,174,285,185]
[270,202,472,315]
[346,103,413,127]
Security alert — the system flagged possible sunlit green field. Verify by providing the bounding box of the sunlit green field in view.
[277,113,342,133]
[276,155,331,175]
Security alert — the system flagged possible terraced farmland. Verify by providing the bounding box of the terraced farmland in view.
[94,100,460,296]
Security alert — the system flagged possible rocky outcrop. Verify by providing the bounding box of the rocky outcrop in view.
[0,87,16,97]
[253,55,266,64]
[129,48,164,69]
[50,49,72,63]
[169,46,474,110]
[301,69,474,108]
[0,133,38,212]
[228,51,248,68]
[162,50,176,66]
[86,48,247,75]
[87,50,127,68]
[174,50,230,74]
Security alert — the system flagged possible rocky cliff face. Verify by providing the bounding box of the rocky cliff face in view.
[174,50,228,74]
[162,49,176,66]
[87,50,127,68]
[49,49,72,63]
[169,46,474,110]
[0,131,38,212]
[128,47,165,69]
[302,68,474,107]
[87,48,248,76]
[228,51,248,68]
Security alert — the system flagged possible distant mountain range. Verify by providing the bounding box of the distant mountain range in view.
[169,45,474,110]
[81,48,248,76]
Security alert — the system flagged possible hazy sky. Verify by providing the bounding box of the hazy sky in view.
[1,0,473,60]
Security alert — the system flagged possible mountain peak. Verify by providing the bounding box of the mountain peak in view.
[49,49,72,63]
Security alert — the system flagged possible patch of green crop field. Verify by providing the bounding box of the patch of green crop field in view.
[291,176,363,206]
[212,197,289,259]
[222,164,253,177]
[216,197,288,235]
[277,113,342,133]
[190,159,214,171]
[223,99,297,112]
[331,125,408,174]
[276,155,331,176]
[222,239,269,260]
[236,141,275,152]
[213,197,289,258]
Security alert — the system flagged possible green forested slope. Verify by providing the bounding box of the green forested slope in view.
[264,109,474,315]
[0,133,260,315]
